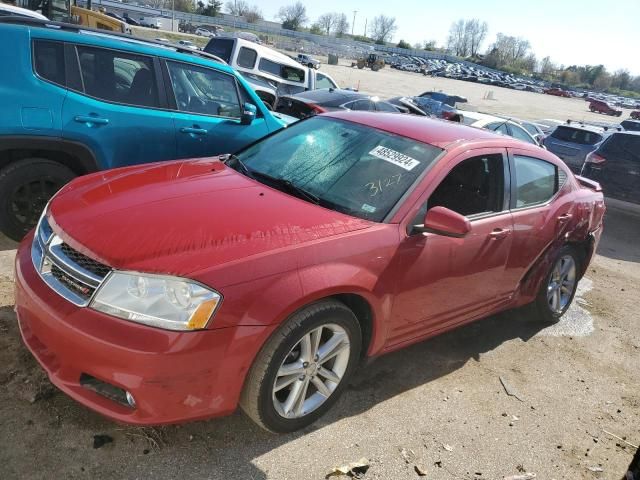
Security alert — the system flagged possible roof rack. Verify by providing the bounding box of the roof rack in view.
[0,16,225,65]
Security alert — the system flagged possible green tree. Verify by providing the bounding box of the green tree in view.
[397,39,411,49]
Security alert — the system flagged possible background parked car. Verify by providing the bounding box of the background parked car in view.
[589,99,622,117]
[581,131,640,204]
[630,111,640,120]
[545,88,571,98]
[0,3,48,19]
[462,112,539,145]
[177,39,199,50]
[543,124,606,173]
[296,53,320,69]
[0,18,288,241]
[195,27,215,37]
[621,119,640,132]
[275,89,401,119]
[204,37,338,107]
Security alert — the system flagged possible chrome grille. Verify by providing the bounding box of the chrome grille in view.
[32,214,111,306]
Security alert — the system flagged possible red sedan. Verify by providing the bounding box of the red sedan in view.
[15,112,605,432]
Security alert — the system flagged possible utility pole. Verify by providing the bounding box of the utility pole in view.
[351,10,357,36]
[172,0,175,32]
[364,18,367,37]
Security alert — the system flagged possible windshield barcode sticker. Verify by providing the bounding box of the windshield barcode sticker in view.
[368,146,420,171]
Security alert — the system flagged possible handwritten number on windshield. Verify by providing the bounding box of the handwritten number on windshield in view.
[365,174,402,196]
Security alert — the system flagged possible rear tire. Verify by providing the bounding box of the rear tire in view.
[532,245,581,324]
[0,159,75,241]
[240,300,362,433]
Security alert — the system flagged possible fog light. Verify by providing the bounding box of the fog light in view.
[125,391,136,408]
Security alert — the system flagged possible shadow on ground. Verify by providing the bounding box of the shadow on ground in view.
[0,302,546,479]
[0,234,17,253]
[597,203,640,263]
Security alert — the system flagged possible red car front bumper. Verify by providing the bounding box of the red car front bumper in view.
[14,234,276,425]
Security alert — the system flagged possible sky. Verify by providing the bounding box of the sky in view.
[256,0,640,75]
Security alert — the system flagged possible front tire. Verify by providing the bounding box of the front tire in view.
[0,159,75,241]
[533,245,581,324]
[240,300,362,433]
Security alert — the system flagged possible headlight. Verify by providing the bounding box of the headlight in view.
[90,272,221,331]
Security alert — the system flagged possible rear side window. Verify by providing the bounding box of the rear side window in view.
[77,46,158,108]
[513,155,557,208]
[237,47,257,69]
[509,124,535,144]
[33,40,65,87]
[258,58,305,83]
[621,121,640,132]
[203,38,234,63]
[599,134,640,162]
[551,126,602,145]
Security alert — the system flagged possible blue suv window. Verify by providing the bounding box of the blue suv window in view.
[77,46,159,108]
[33,40,65,87]
[166,61,242,118]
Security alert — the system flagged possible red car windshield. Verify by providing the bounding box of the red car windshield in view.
[237,117,443,222]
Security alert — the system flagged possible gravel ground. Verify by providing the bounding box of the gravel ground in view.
[0,65,639,479]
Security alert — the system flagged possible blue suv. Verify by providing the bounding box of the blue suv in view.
[0,18,288,240]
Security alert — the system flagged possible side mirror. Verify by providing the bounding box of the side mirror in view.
[415,206,471,238]
[240,102,257,125]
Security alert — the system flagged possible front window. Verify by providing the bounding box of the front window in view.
[236,117,442,222]
[167,61,242,118]
[316,73,337,89]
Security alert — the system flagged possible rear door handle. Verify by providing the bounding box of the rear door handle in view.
[489,228,511,239]
[74,115,109,125]
[180,127,207,135]
[557,213,573,223]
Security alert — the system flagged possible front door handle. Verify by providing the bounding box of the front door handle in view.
[74,115,109,125]
[489,228,511,239]
[557,213,573,223]
[180,126,207,135]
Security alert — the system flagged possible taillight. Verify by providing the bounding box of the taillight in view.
[308,103,326,114]
[585,152,606,165]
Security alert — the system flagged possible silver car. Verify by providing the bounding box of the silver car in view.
[543,124,607,173]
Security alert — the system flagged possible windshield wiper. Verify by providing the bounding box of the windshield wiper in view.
[223,154,255,179]
[250,171,321,205]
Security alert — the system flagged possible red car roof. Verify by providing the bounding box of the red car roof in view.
[323,111,502,148]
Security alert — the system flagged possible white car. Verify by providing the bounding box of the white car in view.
[0,3,48,19]
[461,111,539,145]
[177,40,199,50]
[195,27,214,37]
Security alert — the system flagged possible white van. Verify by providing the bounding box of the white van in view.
[203,37,338,108]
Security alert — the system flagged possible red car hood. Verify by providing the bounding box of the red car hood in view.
[48,159,372,276]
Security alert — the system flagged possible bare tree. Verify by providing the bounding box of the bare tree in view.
[446,19,467,56]
[447,19,487,57]
[317,13,337,35]
[244,5,263,23]
[334,13,349,37]
[225,0,249,16]
[539,56,556,77]
[466,19,488,57]
[370,15,397,44]
[277,2,308,31]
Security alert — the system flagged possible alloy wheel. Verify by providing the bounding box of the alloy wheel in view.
[272,324,350,419]
[547,254,577,314]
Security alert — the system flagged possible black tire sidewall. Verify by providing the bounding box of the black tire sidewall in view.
[535,245,581,323]
[257,304,362,433]
[0,159,75,241]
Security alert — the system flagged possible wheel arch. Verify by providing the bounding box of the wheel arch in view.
[0,136,100,176]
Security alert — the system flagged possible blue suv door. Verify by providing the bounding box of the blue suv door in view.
[163,59,270,157]
[61,44,176,169]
